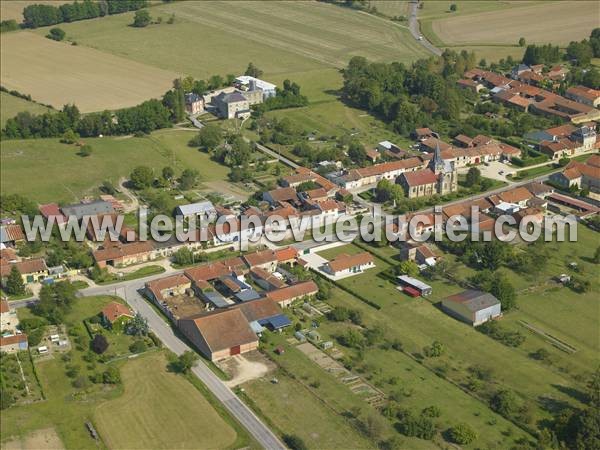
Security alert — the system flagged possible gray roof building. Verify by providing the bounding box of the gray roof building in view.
[441,289,502,326]
[61,200,114,220]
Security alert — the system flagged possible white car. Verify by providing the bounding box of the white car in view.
[417,35,423,41]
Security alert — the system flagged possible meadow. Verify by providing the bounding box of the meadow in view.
[0,32,177,112]
[94,352,238,450]
[0,92,52,127]
[315,238,597,433]
[0,129,231,204]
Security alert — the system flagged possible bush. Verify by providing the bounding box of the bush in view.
[129,340,147,354]
[396,409,436,440]
[447,423,477,445]
[102,366,121,384]
[91,334,109,354]
[282,435,308,450]
[46,27,65,41]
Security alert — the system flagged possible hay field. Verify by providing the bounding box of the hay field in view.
[94,352,237,450]
[431,1,597,46]
[0,92,52,127]
[1,32,178,112]
[42,0,428,78]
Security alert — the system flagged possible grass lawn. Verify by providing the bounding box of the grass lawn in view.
[316,242,591,431]
[94,351,238,450]
[0,129,233,204]
[95,265,166,285]
[0,92,52,127]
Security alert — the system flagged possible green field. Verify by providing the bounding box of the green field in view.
[3,295,247,449]
[0,129,231,204]
[0,92,52,128]
[315,239,597,433]
[94,351,238,450]
[244,374,377,450]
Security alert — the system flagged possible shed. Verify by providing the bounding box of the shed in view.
[397,275,432,296]
[441,289,501,326]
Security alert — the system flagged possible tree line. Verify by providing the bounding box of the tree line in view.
[22,0,147,29]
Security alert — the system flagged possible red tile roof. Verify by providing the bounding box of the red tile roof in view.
[0,334,28,347]
[1,224,25,242]
[274,246,297,263]
[1,258,48,278]
[101,301,133,323]
[0,299,9,313]
[243,249,277,268]
[265,280,318,304]
[401,169,438,187]
[327,252,374,273]
[146,274,190,300]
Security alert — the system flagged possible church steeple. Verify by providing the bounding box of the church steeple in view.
[431,141,445,173]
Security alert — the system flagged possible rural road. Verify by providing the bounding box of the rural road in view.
[77,276,286,450]
[408,1,442,56]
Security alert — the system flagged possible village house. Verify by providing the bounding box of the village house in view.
[234,76,277,99]
[101,301,134,329]
[39,203,67,228]
[213,91,251,119]
[0,334,28,353]
[263,187,300,207]
[333,157,426,190]
[243,249,278,272]
[488,186,533,210]
[265,280,318,307]
[184,92,204,114]
[231,297,291,333]
[1,258,49,284]
[441,289,501,326]
[412,127,438,141]
[549,155,600,196]
[565,86,600,107]
[456,78,484,93]
[323,252,375,277]
[399,242,438,267]
[0,224,25,248]
[250,267,286,290]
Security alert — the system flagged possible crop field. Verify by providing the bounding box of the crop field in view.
[0,32,178,112]
[0,129,231,204]
[0,92,52,127]
[315,240,595,429]
[95,352,237,450]
[36,1,427,83]
[430,1,596,47]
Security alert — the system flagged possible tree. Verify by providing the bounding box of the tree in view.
[282,435,308,450]
[46,27,65,41]
[91,334,109,354]
[126,313,149,336]
[5,266,25,296]
[172,350,198,373]
[490,390,521,418]
[558,157,570,167]
[173,247,195,266]
[162,166,175,180]
[465,166,481,187]
[189,124,222,150]
[448,423,477,445]
[129,340,147,353]
[490,277,517,311]
[396,260,419,277]
[518,37,526,47]
[132,9,151,27]
[33,281,77,324]
[179,168,199,190]
[449,4,457,12]
[102,366,121,384]
[130,166,154,189]
[244,62,263,78]
[348,140,367,164]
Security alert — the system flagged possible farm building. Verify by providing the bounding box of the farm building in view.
[232,297,291,332]
[0,224,25,247]
[93,241,155,268]
[175,201,216,221]
[323,252,375,277]
[61,200,114,220]
[213,91,250,119]
[0,258,49,284]
[397,275,432,297]
[441,290,501,326]
[178,309,258,361]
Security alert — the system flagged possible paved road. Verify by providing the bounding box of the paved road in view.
[188,114,205,129]
[408,1,442,56]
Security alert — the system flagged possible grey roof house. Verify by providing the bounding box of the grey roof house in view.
[61,200,114,220]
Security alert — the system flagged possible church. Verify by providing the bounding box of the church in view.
[397,143,458,199]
